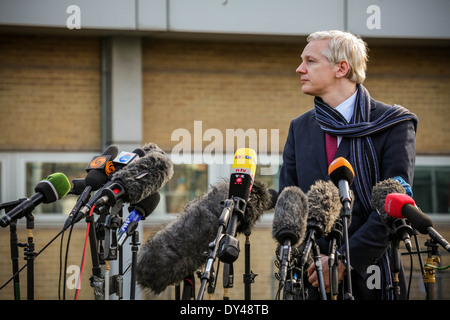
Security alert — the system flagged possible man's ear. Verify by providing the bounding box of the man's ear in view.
[336,60,350,79]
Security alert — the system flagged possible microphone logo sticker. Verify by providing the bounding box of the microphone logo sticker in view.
[88,156,107,169]
[234,174,244,184]
[105,161,115,175]
[386,198,392,214]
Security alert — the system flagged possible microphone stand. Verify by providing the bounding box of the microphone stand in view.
[327,219,343,300]
[243,232,257,300]
[103,200,124,300]
[10,222,21,300]
[197,198,234,300]
[223,263,234,300]
[17,211,36,300]
[300,227,327,300]
[312,240,327,300]
[338,182,354,300]
[181,274,196,300]
[423,238,439,300]
[390,236,401,300]
[129,230,140,300]
[1,199,27,300]
[87,210,104,300]
[389,219,413,300]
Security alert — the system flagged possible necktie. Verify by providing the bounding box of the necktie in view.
[325,133,338,166]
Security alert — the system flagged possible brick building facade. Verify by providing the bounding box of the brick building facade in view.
[0,31,449,300]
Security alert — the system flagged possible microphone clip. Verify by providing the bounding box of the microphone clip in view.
[217,196,246,264]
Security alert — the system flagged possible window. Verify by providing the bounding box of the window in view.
[413,156,450,215]
[5,153,447,222]
[26,162,87,215]
[413,165,450,214]
[163,164,208,213]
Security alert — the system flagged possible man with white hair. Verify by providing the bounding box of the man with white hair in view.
[279,30,418,300]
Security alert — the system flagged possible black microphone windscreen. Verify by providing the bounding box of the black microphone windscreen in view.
[268,188,279,210]
[272,186,308,246]
[402,204,433,234]
[306,180,342,236]
[103,145,119,158]
[84,169,107,190]
[228,172,253,201]
[371,178,406,230]
[111,145,174,204]
[133,148,145,157]
[237,178,273,235]
[133,192,160,218]
[69,178,86,195]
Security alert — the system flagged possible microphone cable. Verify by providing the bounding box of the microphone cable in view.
[0,228,64,291]
[58,221,76,300]
[74,205,96,300]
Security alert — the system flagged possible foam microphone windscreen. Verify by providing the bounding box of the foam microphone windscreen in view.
[328,157,355,186]
[111,144,174,204]
[131,192,161,219]
[136,178,274,295]
[384,193,435,235]
[306,180,342,236]
[36,172,71,203]
[272,186,308,246]
[141,142,165,154]
[371,178,406,230]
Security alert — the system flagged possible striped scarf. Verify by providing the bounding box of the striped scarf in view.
[314,83,418,299]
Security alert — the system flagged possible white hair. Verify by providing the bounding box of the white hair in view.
[307,30,369,84]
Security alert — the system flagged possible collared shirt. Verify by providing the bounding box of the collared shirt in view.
[335,90,357,146]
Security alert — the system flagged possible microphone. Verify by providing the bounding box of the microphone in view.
[1,173,71,228]
[68,178,87,196]
[299,180,342,268]
[371,178,413,252]
[96,145,174,207]
[385,193,450,253]
[218,148,257,264]
[272,186,308,286]
[117,192,160,248]
[112,148,144,170]
[63,145,119,230]
[73,144,171,223]
[136,178,275,295]
[328,157,354,211]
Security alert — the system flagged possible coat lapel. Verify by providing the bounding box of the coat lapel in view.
[310,112,329,179]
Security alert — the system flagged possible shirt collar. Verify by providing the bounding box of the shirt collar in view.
[335,90,357,123]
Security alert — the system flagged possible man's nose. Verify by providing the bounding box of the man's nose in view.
[296,62,306,74]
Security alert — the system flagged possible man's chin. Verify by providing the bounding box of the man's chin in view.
[301,86,315,96]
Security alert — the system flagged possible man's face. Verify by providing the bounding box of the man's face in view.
[296,39,338,97]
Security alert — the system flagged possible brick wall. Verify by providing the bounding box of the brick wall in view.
[0,35,101,152]
[364,45,450,154]
[2,35,449,154]
[0,225,94,300]
[0,34,449,300]
[142,38,450,155]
